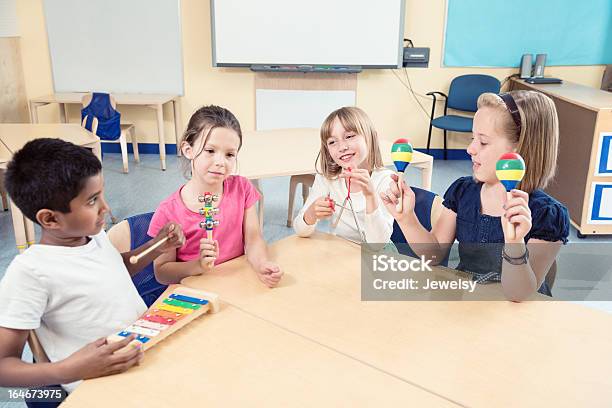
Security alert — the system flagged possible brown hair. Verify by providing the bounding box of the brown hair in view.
[317,106,384,178]
[180,105,242,178]
[477,90,559,193]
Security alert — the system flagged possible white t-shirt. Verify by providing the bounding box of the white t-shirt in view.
[0,230,147,393]
[294,168,395,243]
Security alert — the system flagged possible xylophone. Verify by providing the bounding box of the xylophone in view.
[107,285,220,351]
[391,138,413,212]
[495,152,526,240]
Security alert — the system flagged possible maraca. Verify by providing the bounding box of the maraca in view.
[495,152,526,240]
[391,138,413,212]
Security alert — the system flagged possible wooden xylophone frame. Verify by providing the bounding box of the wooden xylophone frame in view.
[107,284,220,352]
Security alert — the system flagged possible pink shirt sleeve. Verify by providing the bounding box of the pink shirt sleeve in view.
[147,203,171,238]
[243,178,260,209]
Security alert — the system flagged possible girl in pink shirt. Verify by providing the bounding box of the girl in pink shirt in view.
[148,105,282,287]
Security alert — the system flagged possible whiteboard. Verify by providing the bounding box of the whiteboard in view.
[0,0,18,37]
[43,0,184,94]
[211,0,405,68]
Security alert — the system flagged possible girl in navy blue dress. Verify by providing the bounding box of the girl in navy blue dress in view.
[381,90,569,301]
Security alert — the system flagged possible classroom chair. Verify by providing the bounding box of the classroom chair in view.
[390,186,448,265]
[81,93,139,174]
[25,332,64,408]
[426,74,501,160]
[286,174,315,227]
[0,169,8,211]
[250,179,265,229]
[107,212,167,307]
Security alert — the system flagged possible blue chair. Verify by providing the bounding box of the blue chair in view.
[426,75,501,160]
[390,186,448,266]
[81,93,139,173]
[108,212,167,306]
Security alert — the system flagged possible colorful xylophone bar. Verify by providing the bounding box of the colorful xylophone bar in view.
[107,285,220,352]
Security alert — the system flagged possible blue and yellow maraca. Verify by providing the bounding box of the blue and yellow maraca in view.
[496,153,526,240]
[391,138,413,212]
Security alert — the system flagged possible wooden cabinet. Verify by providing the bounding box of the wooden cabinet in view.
[510,78,612,236]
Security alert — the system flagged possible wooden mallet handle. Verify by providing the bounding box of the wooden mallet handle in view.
[129,236,169,265]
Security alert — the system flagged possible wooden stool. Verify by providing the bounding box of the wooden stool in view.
[287,174,315,227]
[0,169,8,211]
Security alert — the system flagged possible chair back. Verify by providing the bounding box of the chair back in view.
[127,212,168,306]
[390,187,448,266]
[81,93,121,140]
[447,75,501,112]
[28,330,50,364]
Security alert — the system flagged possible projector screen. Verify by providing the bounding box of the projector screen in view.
[211,0,405,68]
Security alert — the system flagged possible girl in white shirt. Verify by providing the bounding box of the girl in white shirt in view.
[294,107,394,243]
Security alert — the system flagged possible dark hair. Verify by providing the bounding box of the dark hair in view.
[4,138,102,224]
[180,105,242,177]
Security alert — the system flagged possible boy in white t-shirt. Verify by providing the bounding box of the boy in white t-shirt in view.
[0,139,184,397]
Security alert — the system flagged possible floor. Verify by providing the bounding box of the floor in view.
[1,153,611,406]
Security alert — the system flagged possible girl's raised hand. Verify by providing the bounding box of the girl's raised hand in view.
[339,168,375,197]
[199,238,219,271]
[502,189,532,243]
[379,174,415,221]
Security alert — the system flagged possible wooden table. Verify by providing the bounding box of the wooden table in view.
[0,124,101,252]
[63,301,458,407]
[65,233,612,407]
[239,128,433,188]
[510,79,612,236]
[29,93,182,170]
[180,234,611,407]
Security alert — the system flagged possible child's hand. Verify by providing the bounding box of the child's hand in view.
[255,261,283,288]
[502,189,531,243]
[380,174,416,222]
[199,238,219,271]
[155,222,185,252]
[60,335,143,382]
[339,168,375,197]
[304,196,335,225]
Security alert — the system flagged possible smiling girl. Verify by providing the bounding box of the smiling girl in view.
[294,107,394,243]
[381,91,569,301]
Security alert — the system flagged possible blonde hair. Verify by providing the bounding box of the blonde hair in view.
[317,107,384,178]
[477,90,559,193]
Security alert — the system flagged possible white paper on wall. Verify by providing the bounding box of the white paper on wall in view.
[256,89,356,130]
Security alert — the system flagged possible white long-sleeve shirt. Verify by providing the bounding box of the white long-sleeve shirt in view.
[294,168,395,243]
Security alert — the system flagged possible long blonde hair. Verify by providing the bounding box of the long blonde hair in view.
[477,90,559,193]
[317,107,384,178]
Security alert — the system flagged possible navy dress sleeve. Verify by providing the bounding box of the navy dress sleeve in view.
[442,176,473,213]
[527,192,570,244]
